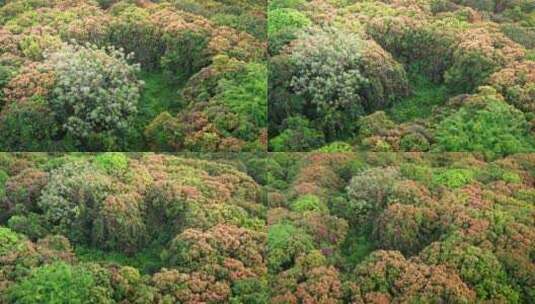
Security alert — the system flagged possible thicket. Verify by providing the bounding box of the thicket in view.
[1,152,533,303]
[0,0,266,151]
[268,0,535,153]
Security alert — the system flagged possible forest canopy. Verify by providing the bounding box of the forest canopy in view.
[268,0,535,154]
[0,0,267,151]
[0,152,534,303]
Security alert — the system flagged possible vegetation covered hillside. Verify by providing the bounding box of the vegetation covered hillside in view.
[0,152,534,303]
[0,0,266,151]
[268,0,535,153]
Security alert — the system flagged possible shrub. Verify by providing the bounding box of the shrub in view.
[435,87,534,155]
[7,214,47,240]
[444,29,524,94]
[165,224,266,277]
[37,162,113,244]
[267,223,315,272]
[358,111,395,138]
[489,61,535,114]
[5,167,49,212]
[365,14,458,82]
[214,61,267,141]
[316,141,353,152]
[92,193,148,254]
[268,28,298,55]
[291,194,328,213]
[268,0,307,10]
[0,169,7,199]
[269,116,325,151]
[0,64,15,108]
[290,27,408,139]
[106,5,165,69]
[432,168,474,188]
[373,204,439,256]
[144,112,183,151]
[501,23,535,49]
[161,30,211,83]
[6,262,103,304]
[344,167,400,225]
[400,132,430,151]
[0,226,23,256]
[0,97,60,151]
[46,43,143,148]
[352,250,476,303]
[94,152,128,175]
[267,8,311,36]
[230,278,270,304]
[420,238,521,301]
[268,54,304,134]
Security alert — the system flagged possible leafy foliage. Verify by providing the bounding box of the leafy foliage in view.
[435,87,534,155]
[0,153,534,303]
[0,0,266,151]
[268,0,535,153]
[6,262,99,304]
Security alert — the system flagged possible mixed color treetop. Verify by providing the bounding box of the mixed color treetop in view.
[0,0,267,151]
[0,152,534,303]
[268,0,535,154]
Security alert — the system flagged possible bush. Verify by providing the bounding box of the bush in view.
[352,250,476,303]
[268,54,304,134]
[269,116,325,151]
[46,43,143,148]
[0,97,60,151]
[420,238,521,301]
[214,61,267,141]
[267,223,315,272]
[6,262,103,304]
[267,8,311,36]
[94,152,128,175]
[106,5,165,69]
[92,193,148,254]
[374,204,439,256]
[268,28,298,55]
[230,278,270,304]
[400,132,430,151]
[444,29,524,94]
[161,30,211,83]
[435,87,534,155]
[38,162,113,244]
[0,226,23,256]
[432,168,474,188]
[316,141,353,152]
[0,169,7,199]
[144,112,183,151]
[358,111,395,138]
[290,27,368,138]
[290,27,408,139]
[7,214,47,240]
[5,167,49,212]
[268,0,307,10]
[291,194,328,213]
[489,61,535,114]
[0,64,15,108]
[345,167,400,224]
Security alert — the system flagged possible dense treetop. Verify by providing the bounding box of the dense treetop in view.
[0,0,267,151]
[0,152,533,303]
[268,0,535,153]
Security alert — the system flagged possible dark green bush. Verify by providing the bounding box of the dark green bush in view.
[0,97,60,151]
[269,116,325,151]
[161,30,211,83]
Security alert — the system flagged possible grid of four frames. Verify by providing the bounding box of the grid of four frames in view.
[0,0,534,303]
